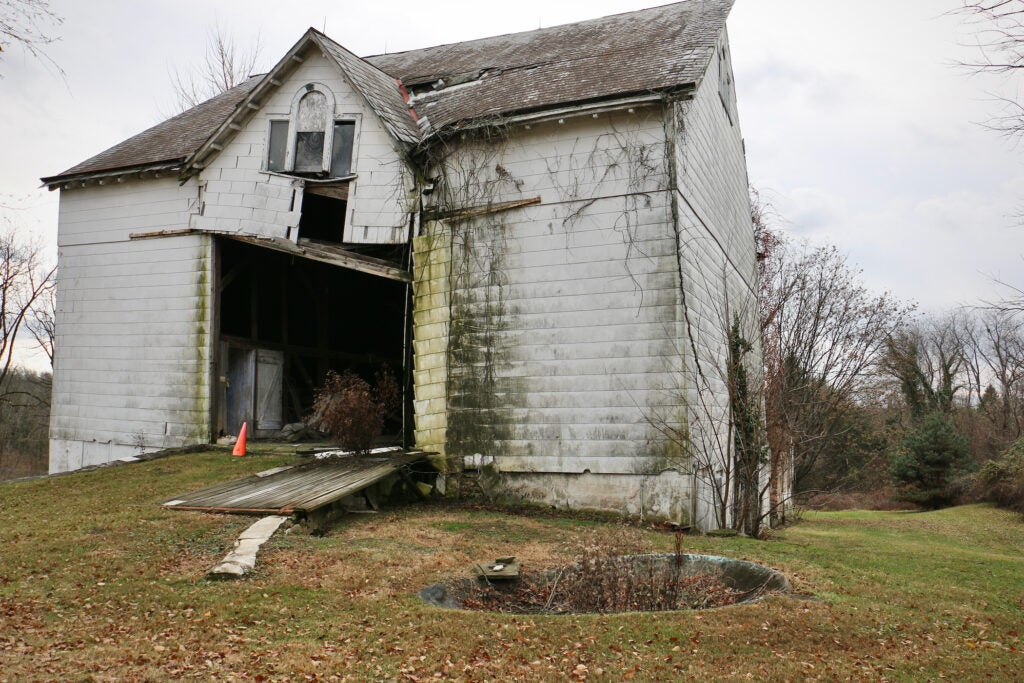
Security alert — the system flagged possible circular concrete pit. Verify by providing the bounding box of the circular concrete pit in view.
[420,554,790,614]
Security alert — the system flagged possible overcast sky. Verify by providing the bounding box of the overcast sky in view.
[2,0,1022,331]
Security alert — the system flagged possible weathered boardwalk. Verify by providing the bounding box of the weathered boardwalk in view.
[163,449,428,515]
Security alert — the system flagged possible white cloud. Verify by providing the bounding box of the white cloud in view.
[730,0,1024,311]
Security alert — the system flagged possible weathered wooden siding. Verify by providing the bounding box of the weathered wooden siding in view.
[411,230,451,459]
[672,30,759,529]
[50,178,213,472]
[409,31,758,527]
[416,109,688,481]
[193,52,412,244]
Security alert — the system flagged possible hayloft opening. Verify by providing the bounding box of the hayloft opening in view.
[299,184,349,243]
[214,238,410,443]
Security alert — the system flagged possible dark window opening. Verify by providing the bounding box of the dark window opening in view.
[295,131,325,172]
[299,191,347,243]
[267,120,289,172]
[216,238,408,442]
[331,121,355,177]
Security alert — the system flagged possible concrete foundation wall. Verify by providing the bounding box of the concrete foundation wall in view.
[501,470,694,526]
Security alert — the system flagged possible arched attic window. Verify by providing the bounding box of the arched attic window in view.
[266,83,356,177]
[295,89,329,172]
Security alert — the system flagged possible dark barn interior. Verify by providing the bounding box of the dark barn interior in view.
[215,237,409,441]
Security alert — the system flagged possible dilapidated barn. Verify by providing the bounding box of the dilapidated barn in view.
[42,0,764,530]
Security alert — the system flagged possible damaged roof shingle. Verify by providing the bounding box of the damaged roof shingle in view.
[366,0,732,129]
[43,0,732,185]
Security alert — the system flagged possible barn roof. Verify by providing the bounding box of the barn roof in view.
[41,79,261,185]
[43,0,732,187]
[366,0,732,130]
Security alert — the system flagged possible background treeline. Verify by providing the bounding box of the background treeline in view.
[0,224,55,482]
[0,369,51,480]
[757,197,1024,513]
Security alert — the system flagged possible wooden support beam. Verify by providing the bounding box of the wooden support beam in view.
[425,196,542,222]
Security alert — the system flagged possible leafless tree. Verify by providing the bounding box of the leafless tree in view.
[169,25,263,112]
[883,308,1024,462]
[885,313,971,419]
[761,237,914,491]
[0,0,63,75]
[954,1,1024,138]
[27,275,55,367]
[0,227,55,403]
[957,308,1024,453]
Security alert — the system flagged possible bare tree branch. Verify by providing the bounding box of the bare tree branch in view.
[169,24,263,112]
[761,232,914,490]
[953,1,1024,138]
[0,0,63,76]
[0,226,55,404]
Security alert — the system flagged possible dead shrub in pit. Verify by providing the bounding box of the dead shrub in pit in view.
[453,527,744,614]
[308,369,399,453]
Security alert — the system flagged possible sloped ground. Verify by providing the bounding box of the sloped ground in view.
[1,450,1022,681]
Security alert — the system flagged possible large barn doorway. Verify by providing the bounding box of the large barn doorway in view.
[213,237,411,444]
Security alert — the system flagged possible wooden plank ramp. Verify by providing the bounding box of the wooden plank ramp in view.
[162,449,428,515]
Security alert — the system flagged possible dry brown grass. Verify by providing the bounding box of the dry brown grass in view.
[803,490,919,512]
[1,451,1022,681]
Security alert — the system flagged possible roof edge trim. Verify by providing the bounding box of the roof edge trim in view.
[41,161,184,190]
[433,92,684,137]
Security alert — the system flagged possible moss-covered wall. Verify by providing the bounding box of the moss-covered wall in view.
[413,108,691,477]
[411,229,452,462]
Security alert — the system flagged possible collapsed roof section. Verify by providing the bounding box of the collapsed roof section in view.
[41,0,733,188]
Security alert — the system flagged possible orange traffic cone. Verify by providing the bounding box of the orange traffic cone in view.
[232,422,248,457]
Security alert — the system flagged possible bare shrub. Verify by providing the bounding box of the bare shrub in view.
[556,527,739,613]
[452,527,745,614]
[974,439,1024,514]
[308,368,399,453]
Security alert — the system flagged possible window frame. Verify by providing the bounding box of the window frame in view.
[285,83,337,174]
[264,83,360,179]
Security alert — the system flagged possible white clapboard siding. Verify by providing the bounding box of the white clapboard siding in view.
[411,231,451,456]
[670,33,759,530]
[197,52,412,244]
[50,206,213,472]
[57,178,200,247]
[415,108,688,475]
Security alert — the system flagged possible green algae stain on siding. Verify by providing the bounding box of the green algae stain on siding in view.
[412,228,452,465]
[190,240,212,443]
[445,216,514,460]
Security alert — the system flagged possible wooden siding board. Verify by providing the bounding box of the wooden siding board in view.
[50,231,213,467]
[422,112,686,474]
[198,53,412,242]
[163,453,425,514]
[58,178,199,247]
[670,32,758,527]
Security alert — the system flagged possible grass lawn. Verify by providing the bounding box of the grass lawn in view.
[1,450,1022,681]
